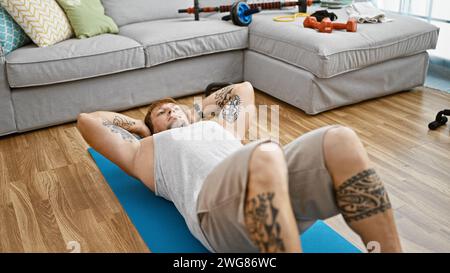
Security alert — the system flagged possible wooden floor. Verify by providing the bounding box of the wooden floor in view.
[0,86,449,253]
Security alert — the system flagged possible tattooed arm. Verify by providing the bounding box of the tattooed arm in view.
[194,82,256,139]
[76,112,147,179]
[86,111,151,138]
[197,82,255,120]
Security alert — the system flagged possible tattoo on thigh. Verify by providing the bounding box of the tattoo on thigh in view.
[112,116,135,131]
[102,120,137,143]
[222,95,240,123]
[245,192,285,252]
[336,169,392,222]
[214,85,235,108]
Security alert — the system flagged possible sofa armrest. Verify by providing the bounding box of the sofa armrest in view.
[1,46,10,96]
[0,45,16,135]
[0,45,4,61]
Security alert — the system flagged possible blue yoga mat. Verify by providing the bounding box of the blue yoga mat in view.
[88,148,361,253]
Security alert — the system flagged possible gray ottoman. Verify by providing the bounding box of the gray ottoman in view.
[244,8,439,114]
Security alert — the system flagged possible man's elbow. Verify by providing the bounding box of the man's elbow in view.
[241,81,253,91]
[236,81,254,96]
[76,113,91,133]
[237,82,255,102]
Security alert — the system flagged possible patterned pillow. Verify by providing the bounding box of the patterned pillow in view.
[1,0,73,47]
[0,6,30,55]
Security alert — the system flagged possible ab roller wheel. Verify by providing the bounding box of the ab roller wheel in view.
[222,1,261,27]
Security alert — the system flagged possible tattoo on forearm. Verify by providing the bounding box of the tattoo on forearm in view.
[245,192,285,252]
[112,116,135,131]
[222,95,240,123]
[214,85,235,108]
[336,168,392,222]
[102,120,137,143]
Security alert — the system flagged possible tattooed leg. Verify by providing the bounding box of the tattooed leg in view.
[245,143,301,253]
[323,126,402,252]
[336,169,392,222]
[245,193,285,252]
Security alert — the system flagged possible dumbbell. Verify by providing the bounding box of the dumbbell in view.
[304,16,358,33]
[303,16,332,33]
[331,18,357,32]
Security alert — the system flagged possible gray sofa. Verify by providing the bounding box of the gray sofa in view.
[0,0,439,136]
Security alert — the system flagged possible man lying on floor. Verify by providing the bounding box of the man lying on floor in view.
[77,81,402,253]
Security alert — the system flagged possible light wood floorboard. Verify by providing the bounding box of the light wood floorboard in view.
[0,86,449,252]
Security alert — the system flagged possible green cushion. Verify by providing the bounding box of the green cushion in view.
[56,0,118,39]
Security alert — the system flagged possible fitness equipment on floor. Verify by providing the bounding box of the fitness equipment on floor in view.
[428,109,450,130]
[179,0,316,24]
[303,16,357,32]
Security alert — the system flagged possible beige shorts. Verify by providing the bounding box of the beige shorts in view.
[196,125,341,252]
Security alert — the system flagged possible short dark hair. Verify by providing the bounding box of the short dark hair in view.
[144,98,178,134]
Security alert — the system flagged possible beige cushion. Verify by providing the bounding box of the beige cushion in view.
[5,34,145,87]
[119,18,248,67]
[248,9,439,78]
[1,0,73,47]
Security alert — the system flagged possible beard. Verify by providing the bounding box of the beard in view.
[167,118,188,130]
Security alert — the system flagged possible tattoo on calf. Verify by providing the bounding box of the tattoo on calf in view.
[222,95,241,123]
[102,120,137,143]
[245,192,285,252]
[214,85,235,108]
[112,116,135,131]
[336,168,392,222]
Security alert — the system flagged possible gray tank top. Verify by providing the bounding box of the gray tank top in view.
[153,121,243,251]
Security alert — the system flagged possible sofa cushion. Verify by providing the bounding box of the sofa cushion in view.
[119,18,248,67]
[248,9,439,78]
[0,6,31,55]
[1,0,73,47]
[101,0,190,27]
[6,34,145,88]
[56,0,119,39]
